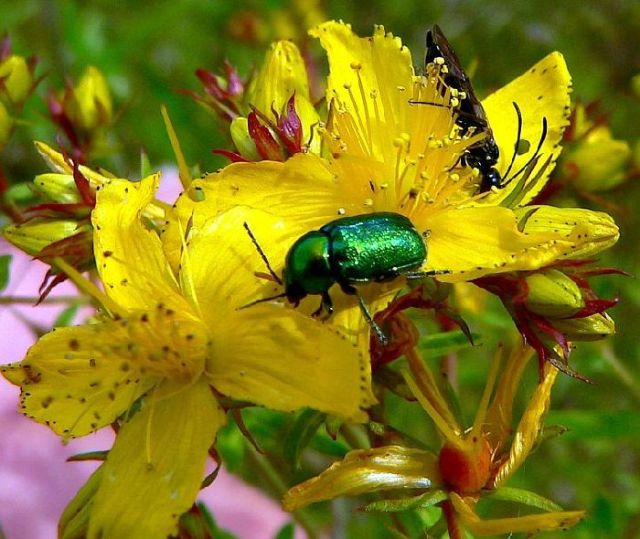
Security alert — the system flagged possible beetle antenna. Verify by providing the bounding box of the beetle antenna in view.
[243,222,283,285]
[238,293,287,311]
[356,294,389,346]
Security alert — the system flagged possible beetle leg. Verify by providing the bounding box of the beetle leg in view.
[312,292,333,318]
[404,269,452,280]
[339,282,358,295]
[356,293,388,346]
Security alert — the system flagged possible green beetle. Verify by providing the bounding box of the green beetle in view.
[244,212,447,344]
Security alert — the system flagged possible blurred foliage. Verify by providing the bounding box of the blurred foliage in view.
[1,1,639,537]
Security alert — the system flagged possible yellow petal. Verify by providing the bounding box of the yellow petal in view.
[450,492,585,536]
[1,323,156,438]
[164,153,360,273]
[310,21,414,134]
[180,206,293,326]
[283,445,439,510]
[208,303,375,422]
[481,52,572,206]
[485,345,533,451]
[515,205,619,258]
[425,206,574,281]
[87,379,224,539]
[93,175,189,313]
[491,364,558,487]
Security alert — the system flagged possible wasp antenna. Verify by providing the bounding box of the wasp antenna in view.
[504,115,549,185]
[356,293,388,346]
[238,292,287,311]
[502,101,524,181]
[243,222,283,285]
[408,99,447,109]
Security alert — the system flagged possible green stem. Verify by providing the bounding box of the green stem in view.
[601,344,640,402]
[0,295,87,305]
[245,445,319,539]
[341,423,371,450]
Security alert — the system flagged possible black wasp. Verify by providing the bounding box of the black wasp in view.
[420,25,547,193]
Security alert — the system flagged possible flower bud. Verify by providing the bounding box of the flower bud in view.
[230,116,261,161]
[34,172,82,203]
[439,438,491,494]
[524,270,585,319]
[0,54,33,105]
[562,125,631,192]
[66,66,113,131]
[3,220,88,256]
[0,100,11,146]
[552,313,615,341]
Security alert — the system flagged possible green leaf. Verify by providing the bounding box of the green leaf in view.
[485,486,563,512]
[418,330,481,357]
[54,304,80,327]
[273,522,295,539]
[283,409,326,470]
[0,255,10,292]
[362,490,448,513]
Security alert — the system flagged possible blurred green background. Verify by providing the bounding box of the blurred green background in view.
[1,1,639,537]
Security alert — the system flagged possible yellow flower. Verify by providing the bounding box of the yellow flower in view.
[167,21,618,345]
[2,174,375,538]
[283,345,585,537]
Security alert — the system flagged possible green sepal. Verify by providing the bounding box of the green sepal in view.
[66,450,109,462]
[59,465,105,539]
[484,486,563,512]
[362,490,448,513]
[283,409,326,470]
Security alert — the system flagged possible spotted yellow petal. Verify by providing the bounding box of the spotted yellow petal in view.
[283,445,439,511]
[208,303,375,422]
[450,492,585,536]
[481,52,572,206]
[87,379,224,539]
[1,323,156,438]
[2,308,208,439]
[491,364,558,488]
[515,205,619,258]
[94,175,189,313]
[425,206,574,281]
